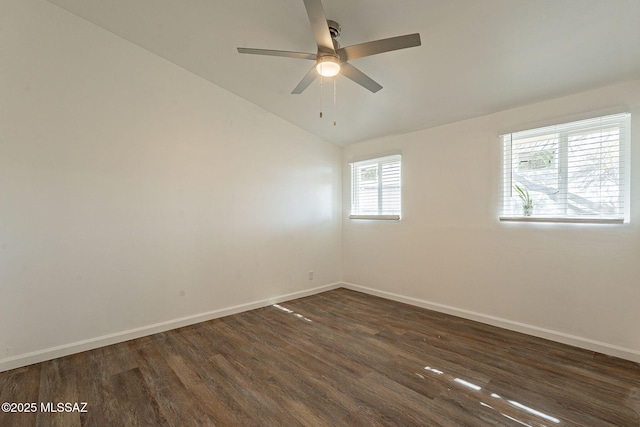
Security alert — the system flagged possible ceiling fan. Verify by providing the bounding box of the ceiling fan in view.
[237,0,421,94]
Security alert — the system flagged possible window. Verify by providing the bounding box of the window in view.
[501,113,630,223]
[350,154,401,220]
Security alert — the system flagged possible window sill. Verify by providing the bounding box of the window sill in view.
[349,215,400,221]
[500,216,623,224]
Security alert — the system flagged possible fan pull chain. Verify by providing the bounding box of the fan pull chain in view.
[333,78,337,126]
[319,74,323,118]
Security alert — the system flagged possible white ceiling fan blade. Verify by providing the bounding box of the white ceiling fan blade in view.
[302,0,335,53]
[340,62,383,93]
[337,33,421,62]
[237,48,317,60]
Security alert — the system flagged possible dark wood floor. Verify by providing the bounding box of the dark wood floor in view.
[1,288,639,426]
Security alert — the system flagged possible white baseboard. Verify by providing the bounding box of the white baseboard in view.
[341,282,640,364]
[0,283,341,373]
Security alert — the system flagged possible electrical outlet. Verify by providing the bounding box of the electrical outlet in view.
[308,271,314,280]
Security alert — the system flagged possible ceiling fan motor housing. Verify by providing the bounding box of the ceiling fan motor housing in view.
[327,20,341,39]
[327,20,341,51]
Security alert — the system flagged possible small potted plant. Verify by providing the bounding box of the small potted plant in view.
[514,185,533,216]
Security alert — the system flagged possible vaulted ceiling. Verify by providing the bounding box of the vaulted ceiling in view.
[48,0,640,146]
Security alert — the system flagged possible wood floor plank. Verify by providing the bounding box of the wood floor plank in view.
[220,342,336,427]
[36,358,81,427]
[134,343,204,427]
[205,353,302,426]
[0,365,41,427]
[1,288,639,426]
[74,346,128,426]
[110,367,168,426]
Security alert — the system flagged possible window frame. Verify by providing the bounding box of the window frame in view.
[500,113,630,224]
[349,154,402,221]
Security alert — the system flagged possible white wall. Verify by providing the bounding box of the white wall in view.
[0,0,342,370]
[343,79,640,362]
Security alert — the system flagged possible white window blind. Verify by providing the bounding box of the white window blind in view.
[500,113,630,223]
[350,155,401,220]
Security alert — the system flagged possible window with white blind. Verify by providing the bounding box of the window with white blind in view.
[350,154,401,220]
[500,113,630,223]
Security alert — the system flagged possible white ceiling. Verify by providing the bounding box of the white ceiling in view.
[47,0,640,146]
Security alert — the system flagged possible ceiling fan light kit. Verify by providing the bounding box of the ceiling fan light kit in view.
[316,55,341,77]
